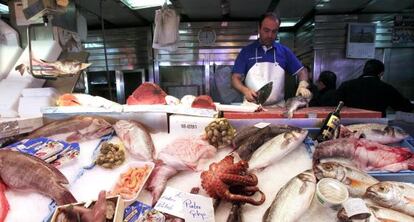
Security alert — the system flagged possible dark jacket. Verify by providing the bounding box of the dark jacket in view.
[336,76,414,117]
[309,88,338,107]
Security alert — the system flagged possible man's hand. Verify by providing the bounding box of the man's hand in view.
[296,80,312,98]
[242,88,257,102]
[63,190,108,222]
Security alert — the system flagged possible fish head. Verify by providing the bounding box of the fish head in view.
[387,126,409,140]
[298,169,316,183]
[282,129,308,145]
[366,182,399,204]
[314,162,346,181]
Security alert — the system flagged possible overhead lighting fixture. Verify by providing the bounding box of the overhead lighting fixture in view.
[120,0,171,10]
[321,0,330,2]
[280,21,297,27]
[0,3,9,14]
[317,4,325,8]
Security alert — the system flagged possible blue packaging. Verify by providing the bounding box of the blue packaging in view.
[123,201,152,222]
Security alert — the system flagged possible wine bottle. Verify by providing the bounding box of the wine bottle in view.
[316,101,344,143]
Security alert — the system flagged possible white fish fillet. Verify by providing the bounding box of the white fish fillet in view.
[248,129,308,170]
[113,120,155,161]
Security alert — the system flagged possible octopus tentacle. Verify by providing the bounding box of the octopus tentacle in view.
[219,173,258,186]
[223,190,266,206]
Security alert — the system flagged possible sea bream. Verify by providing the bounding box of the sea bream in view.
[248,128,308,170]
[314,162,378,197]
[366,181,414,217]
[0,150,76,205]
[26,116,113,142]
[313,138,413,172]
[113,120,155,161]
[263,170,316,222]
[339,123,409,144]
[337,204,414,222]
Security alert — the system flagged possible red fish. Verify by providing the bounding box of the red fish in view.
[0,182,9,222]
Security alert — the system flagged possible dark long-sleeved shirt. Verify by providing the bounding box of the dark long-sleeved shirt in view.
[309,88,338,107]
[336,76,414,117]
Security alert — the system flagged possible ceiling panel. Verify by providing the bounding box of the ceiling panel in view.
[315,0,371,13]
[276,0,314,19]
[229,0,272,18]
[362,0,414,12]
[180,0,222,19]
[135,7,160,22]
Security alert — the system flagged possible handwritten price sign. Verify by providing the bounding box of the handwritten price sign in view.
[154,187,215,222]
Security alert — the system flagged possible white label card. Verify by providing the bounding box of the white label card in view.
[254,122,270,129]
[154,187,215,222]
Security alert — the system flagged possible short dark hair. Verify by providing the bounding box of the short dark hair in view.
[363,59,384,77]
[319,70,337,90]
[259,12,281,28]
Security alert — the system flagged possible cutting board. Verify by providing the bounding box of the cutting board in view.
[223,106,382,119]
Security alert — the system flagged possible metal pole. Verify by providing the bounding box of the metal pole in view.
[100,0,113,100]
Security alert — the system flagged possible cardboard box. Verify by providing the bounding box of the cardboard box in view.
[51,195,124,222]
[169,114,214,135]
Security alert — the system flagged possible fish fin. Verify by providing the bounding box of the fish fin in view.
[298,181,308,194]
[403,196,414,204]
[80,63,92,70]
[55,186,77,205]
[347,178,364,187]
[15,64,26,75]
[262,205,271,221]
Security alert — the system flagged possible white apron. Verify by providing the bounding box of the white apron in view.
[245,47,285,105]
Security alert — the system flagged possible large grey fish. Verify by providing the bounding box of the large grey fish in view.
[314,162,378,197]
[26,116,114,142]
[249,129,308,170]
[339,123,409,144]
[263,170,316,222]
[0,150,76,205]
[366,181,414,217]
[113,120,155,161]
[338,203,414,222]
[15,58,91,78]
[284,96,310,118]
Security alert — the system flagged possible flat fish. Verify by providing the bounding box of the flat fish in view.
[26,116,113,142]
[249,129,308,170]
[339,123,409,144]
[263,170,316,222]
[113,120,155,161]
[0,150,76,205]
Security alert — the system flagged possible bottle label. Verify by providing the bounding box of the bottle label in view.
[326,115,340,128]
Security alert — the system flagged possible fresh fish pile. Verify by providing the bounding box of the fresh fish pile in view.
[339,123,409,144]
[284,96,310,118]
[0,150,76,205]
[366,181,414,217]
[113,120,155,161]
[263,170,316,222]
[26,116,113,142]
[248,129,308,170]
[338,204,414,222]
[314,162,378,197]
[15,57,91,78]
[313,138,413,172]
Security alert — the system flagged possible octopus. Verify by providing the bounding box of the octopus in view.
[200,155,265,205]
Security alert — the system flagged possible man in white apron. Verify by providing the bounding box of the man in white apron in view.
[231,12,312,105]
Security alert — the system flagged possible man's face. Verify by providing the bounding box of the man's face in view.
[259,17,280,47]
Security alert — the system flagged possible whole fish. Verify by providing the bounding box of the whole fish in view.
[284,96,310,118]
[314,162,378,197]
[26,116,113,142]
[249,129,308,170]
[113,120,155,161]
[366,181,414,217]
[235,126,272,160]
[0,150,76,205]
[263,170,316,222]
[338,204,414,222]
[313,138,413,172]
[15,58,91,78]
[146,162,179,206]
[339,123,409,144]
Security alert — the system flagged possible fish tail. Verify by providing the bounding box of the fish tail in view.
[15,64,26,75]
[55,188,77,205]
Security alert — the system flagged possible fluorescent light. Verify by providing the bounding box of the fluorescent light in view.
[121,0,171,10]
[280,21,297,27]
[0,3,9,14]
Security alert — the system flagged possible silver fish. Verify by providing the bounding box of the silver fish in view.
[284,96,310,118]
[0,150,76,205]
[15,58,91,78]
[366,181,414,217]
[314,162,378,197]
[26,116,113,142]
[249,129,308,170]
[340,123,409,144]
[338,203,414,222]
[113,120,155,161]
[263,170,316,222]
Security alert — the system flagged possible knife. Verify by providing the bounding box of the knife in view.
[255,82,273,105]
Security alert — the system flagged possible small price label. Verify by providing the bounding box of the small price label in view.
[254,122,270,129]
